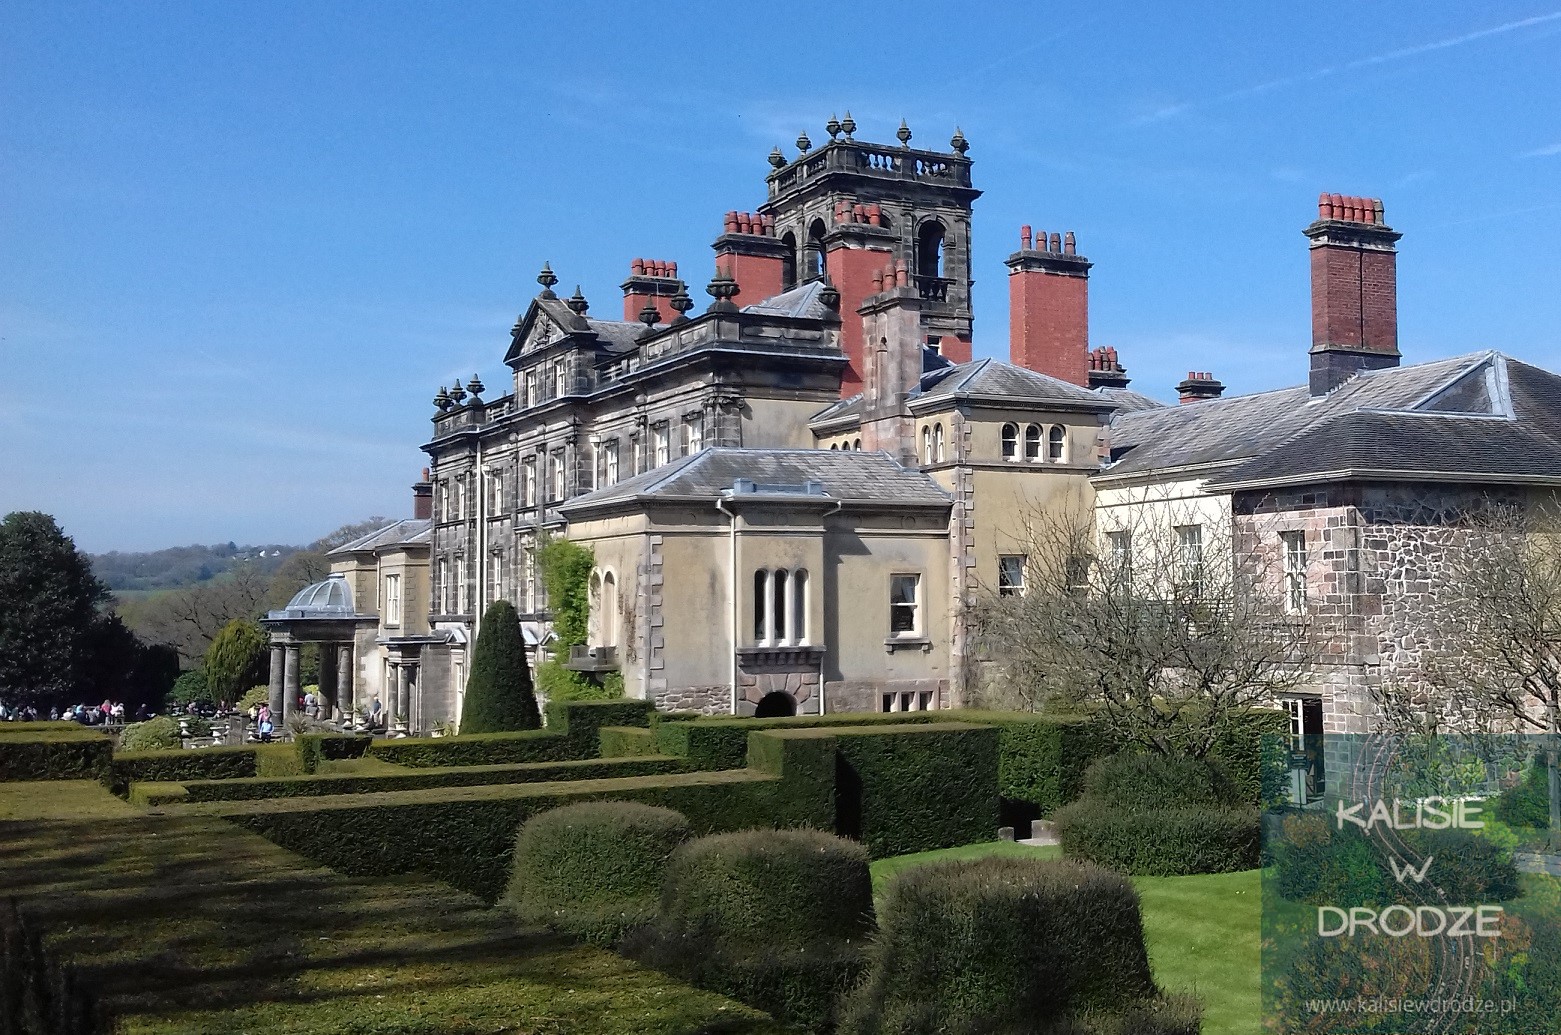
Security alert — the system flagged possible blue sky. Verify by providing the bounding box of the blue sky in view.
[3,2,1559,552]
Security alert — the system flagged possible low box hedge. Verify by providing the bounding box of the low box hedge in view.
[1054,799,1261,875]
[630,828,874,1029]
[369,699,655,768]
[505,801,691,945]
[296,732,371,774]
[0,729,113,782]
[599,726,658,758]
[223,729,836,901]
[106,745,258,796]
[652,711,950,771]
[841,855,1166,1034]
[140,756,690,806]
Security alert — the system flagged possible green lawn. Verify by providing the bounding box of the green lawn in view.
[0,781,782,1034]
[869,841,1260,1035]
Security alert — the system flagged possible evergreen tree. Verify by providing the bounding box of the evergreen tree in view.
[204,618,269,706]
[0,511,112,706]
[462,600,541,733]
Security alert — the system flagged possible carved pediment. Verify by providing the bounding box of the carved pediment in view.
[504,300,581,366]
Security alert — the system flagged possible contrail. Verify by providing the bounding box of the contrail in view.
[1135,11,1561,125]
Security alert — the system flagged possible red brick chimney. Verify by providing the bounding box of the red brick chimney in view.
[1005,226,1091,386]
[621,258,683,324]
[1087,346,1129,389]
[825,206,897,396]
[713,211,790,308]
[1305,194,1401,395]
[1176,371,1225,404]
[858,260,923,467]
[412,467,433,520]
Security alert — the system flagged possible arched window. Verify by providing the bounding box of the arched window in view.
[588,572,603,643]
[780,231,798,290]
[772,570,789,642]
[1001,423,1018,461]
[916,220,946,279]
[933,423,946,463]
[792,569,808,644]
[853,438,862,451]
[920,426,932,464]
[805,219,828,281]
[830,442,839,450]
[601,572,618,647]
[1048,425,1066,462]
[1024,424,1042,462]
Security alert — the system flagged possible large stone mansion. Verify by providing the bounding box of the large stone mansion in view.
[265,119,1561,799]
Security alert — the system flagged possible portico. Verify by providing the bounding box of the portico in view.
[262,573,375,728]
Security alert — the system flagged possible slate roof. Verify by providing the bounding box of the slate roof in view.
[812,357,1111,427]
[1102,352,1561,488]
[558,448,953,514]
[584,317,648,354]
[741,280,834,320]
[329,519,432,555]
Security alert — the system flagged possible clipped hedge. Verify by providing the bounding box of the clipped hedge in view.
[227,728,837,901]
[1078,750,1245,812]
[116,716,181,753]
[369,699,655,769]
[632,828,874,1029]
[505,801,690,945]
[1497,758,1554,829]
[105,745,258,796]
[141,756,688,806]
[841,855,1171,1035]
[831,723,1000,857]
[652,711,950,771]
[296,732,371,775]
[599,726,658,758]
[0,728,113,782]
[1054,798,1261,876]
[255,742,307,778]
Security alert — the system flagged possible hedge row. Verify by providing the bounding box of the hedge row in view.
[226,730,837,901]
[1054,800,1261,876]
[598,726,659,758]
[368,700,654,768]
[652,711,951,771]
[138,756,690,806]
[0,729,113,782]
[296,732,371,774]
[106,746,258,796]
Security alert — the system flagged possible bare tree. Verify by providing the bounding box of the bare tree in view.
[1375,500,1561,848]
[117,563,272,663]
[969,497,1318,759]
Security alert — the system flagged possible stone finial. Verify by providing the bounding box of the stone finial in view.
[826,114,842,140]
[706,267,739,312]
[768,146,786,169]
[537,262,558,298]
[434,386,451,410]
[896,119,912,146]
[467,374,484,397]
[950,126,968,155]
[796,130,812,153]
[669,285,694,323]
[840,111,856,138]
[638,300,660,327]
[566,286,589,315]
[818,279,841,311]
[447,381,467,405]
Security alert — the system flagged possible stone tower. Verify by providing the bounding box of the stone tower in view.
[758,116,981,395]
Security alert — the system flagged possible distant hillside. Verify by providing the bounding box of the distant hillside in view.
[90,542,303,592]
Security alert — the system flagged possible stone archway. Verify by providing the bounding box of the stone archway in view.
[754,691,797,718]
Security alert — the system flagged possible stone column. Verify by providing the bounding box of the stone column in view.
[337,644,354,727]
[394,664,412,734]
[317,645,338,722]
[268,644,285,716]
[282,644,301,728]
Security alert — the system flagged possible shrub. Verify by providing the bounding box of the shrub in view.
[537,659,616,702]
[505,801,690,945]
[106,745,258,796]
[118,715,180,753]
[840,856,1159,1035]
[462,600,542,734]
[0,728,113,782]
[1497,758,1553,829]
[1053,798,1260,875]
[236,685,270,713]
[632,828,874,1028]
[204,619,268,704]
[1080,750,1245,811]
[169,669,212,706]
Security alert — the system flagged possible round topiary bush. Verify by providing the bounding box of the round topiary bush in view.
[840,855,1183,1035]
[117,716,180,753]
[629,828,874,1029]
[1053,751,1260,876]
[504,801,689,946]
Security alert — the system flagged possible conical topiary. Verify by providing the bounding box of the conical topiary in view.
[460,600,541,733]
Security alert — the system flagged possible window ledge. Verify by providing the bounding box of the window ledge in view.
[884,636,933,654]
[737,645,826,666]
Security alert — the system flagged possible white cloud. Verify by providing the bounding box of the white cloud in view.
[1522,142,1561,157]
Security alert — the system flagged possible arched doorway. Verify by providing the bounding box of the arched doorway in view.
[754,691,797,718]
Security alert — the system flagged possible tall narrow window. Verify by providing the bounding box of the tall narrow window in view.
[933,423,945,463]
[1106,530,1133,587]
[791,569,808,644]
[553,359,568,397]
[771,570,789,643]
[631,434,644,475]
[550,451,566,501]
[486,470,504,513]
[384,574,402,625]
[1024,424,1042,461]
[682,413,704,455]
[1282,531,1308,613]
[780,231,798,290]
[489,554,504,604]
[1176,525,1204,597]
[889,574,921,636]
[1001,423,1018,461]
[455,558,467,614]
[921,426,932,464]
[916,220,946,279]
[522,459,537,507]
[521,548,537,612]
[998,555,1026,597]
[603,439,620,485]
[455,477,468,520]
[1048,424,1066,462]
[753,570,768,642]
[436,559,449,613]
[652,423,670,466]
